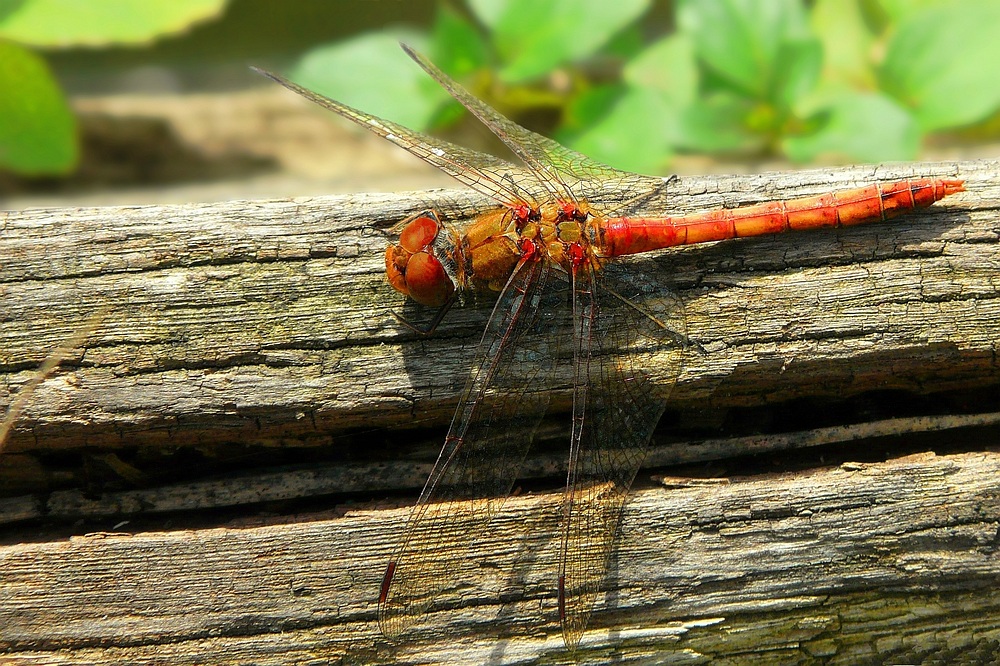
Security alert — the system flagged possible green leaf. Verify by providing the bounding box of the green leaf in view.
[0,0,228,47]
[782,91,919,163]
[559,35,700,174]
[603,22,647,60]
[622,34,698,108]
[290,32,451,131]
[878,0,953,23]
[466,0,506,29]
[676,0,810,99]
[809,0,877,89]
[429,4,489,78]
[770,38,822,111]
[0,1,21,24]
[488,0,652,82]
[560,84,678,175]
[675,92,766,154]
[0,39,77,174]
[880,1,1000,131]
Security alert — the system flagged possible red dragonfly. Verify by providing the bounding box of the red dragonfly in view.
[255,46,963,647]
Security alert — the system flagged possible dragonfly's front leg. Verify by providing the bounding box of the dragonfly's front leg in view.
[389,294,457,336]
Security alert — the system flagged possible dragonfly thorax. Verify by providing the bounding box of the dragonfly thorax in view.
[385,201,607,308]
[538,200,606,274]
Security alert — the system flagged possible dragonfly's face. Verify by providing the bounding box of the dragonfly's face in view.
[385,211,456,307]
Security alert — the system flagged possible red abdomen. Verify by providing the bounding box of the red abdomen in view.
[597,178,965,257]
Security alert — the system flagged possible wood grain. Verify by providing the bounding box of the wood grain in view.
[2,159,1000,664]
[1,160,996,455]
[3,451,1000,663]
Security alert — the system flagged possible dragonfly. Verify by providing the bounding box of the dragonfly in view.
[254,45,963,648]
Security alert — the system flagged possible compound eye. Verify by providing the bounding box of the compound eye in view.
[398,214,440,254]
[403,252,454,307]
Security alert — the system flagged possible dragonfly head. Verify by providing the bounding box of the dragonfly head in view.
[385,211,456,308]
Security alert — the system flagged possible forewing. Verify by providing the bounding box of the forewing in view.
[378,256,572,636]
[253,66,541,209]
[400,45,666,210]
[558,261,687,647]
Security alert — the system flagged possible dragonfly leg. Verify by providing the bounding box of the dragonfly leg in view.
[603,285,705,354]
[390,293,457,336]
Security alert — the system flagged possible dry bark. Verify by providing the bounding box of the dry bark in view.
[2,159,1000,664]
[1,160,997,454]
[3,451,1000,664]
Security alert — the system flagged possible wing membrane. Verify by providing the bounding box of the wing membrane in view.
[378,255,571,635]
[253,66,542,209]
[257,48,686,645]
[558,262,686,646]
[401,44,666,210]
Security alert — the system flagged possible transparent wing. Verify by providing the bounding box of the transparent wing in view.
[378,256,572,636]
[401,44,667,210]
[558,261,687,647]
[253,67,545,210]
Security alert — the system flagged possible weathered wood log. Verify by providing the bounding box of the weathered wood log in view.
[1,160,996,456]
[2,450,1000,663]
[2,160,1000,663]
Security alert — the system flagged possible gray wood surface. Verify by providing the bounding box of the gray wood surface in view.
[2,159,1000,664]
[2,451,1000,664]
[2,160,996,454]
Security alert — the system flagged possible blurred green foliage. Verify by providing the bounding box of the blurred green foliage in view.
[0,0,228,176]
[3,0,997,180]
[292,0,1000,175]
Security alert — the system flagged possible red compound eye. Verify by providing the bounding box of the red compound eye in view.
[398,214,440,254]
[401,252,454,307]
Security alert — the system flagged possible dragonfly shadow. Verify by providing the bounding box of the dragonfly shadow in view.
[487,492,564,654]
[484,490,640,656]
